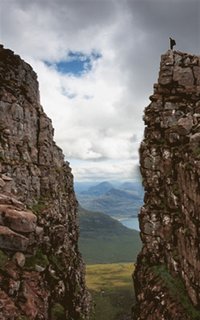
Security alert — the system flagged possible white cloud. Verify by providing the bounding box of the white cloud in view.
[70,158,138,182]
[1,0,199,180]
[29,49,143,164]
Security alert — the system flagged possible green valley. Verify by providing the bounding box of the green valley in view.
[78,207,142,264]
[78,206,141,319]
[86,263,135,320]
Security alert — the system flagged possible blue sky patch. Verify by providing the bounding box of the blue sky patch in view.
[45,51,101,76]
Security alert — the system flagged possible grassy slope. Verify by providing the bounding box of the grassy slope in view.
[78,207,142,264]
[86,263,135,320]
[77,191,143,217]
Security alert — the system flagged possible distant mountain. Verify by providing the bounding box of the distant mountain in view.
[81,181,114,196]
[105,187,140,200]
[74,181,97,194]
[79,206,134,237]
[76,181,143,218]
[119,181,144,197]
[78,206,142,264]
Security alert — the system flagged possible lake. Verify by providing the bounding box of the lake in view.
[119,217,140,231]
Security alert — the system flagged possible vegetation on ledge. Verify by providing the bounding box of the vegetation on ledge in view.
[0,249,8,269]
[152,264,200,320]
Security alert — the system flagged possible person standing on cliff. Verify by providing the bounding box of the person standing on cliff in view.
[169,37,176,50]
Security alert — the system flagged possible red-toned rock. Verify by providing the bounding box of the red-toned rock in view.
[18,271,49,319]
[0,205,37,233]
[0,226,29,251]
[0,45,90,319]
[0,289,18,319]
[134,50,200,320]
[0,194,25,209]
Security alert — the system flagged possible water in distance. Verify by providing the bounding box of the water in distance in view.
[119,217,140,231]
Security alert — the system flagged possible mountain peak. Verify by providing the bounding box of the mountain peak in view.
[84,181,113,196]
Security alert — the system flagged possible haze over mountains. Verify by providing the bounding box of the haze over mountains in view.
[75,181,144,218]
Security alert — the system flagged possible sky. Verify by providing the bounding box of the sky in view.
[0,0,199,182]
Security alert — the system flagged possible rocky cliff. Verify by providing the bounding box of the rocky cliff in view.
[0,45,90,319]
[134,50,200,319]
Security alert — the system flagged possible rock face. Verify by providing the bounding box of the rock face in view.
[0,45,90,319]
[134,50,200,319]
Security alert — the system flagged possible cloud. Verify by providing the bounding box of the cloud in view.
[1,0,199,180]
[70,158,139,182]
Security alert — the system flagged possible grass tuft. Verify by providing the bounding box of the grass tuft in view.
[25,249,49,270]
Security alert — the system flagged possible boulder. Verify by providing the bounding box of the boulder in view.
[0,205,37,233]
[0,226,29,252]
[12,252,26,267]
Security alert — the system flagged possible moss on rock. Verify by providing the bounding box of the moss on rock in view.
[25,249,49,270]
[0,249,8,269]
[51,303,65,320]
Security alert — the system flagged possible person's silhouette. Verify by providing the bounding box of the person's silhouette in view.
[169,37,176,50]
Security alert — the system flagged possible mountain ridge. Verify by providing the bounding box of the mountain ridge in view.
[81,181,114,196]
[77,181,143,218]
[78,206,142,264]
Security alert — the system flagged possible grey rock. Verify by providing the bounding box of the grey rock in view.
[0,226,28,251]
[0,45,90,319]
[193,66,200,85]
[177,115,193,135]
[1,174,13,181]
[190,132,200,143]
[12,252,26,267]
[173,66,194,87]
[134,50,200,320]
[0,178,6,188]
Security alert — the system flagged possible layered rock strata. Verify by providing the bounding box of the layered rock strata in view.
[0,45,90,319]
[134,50,200,319]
